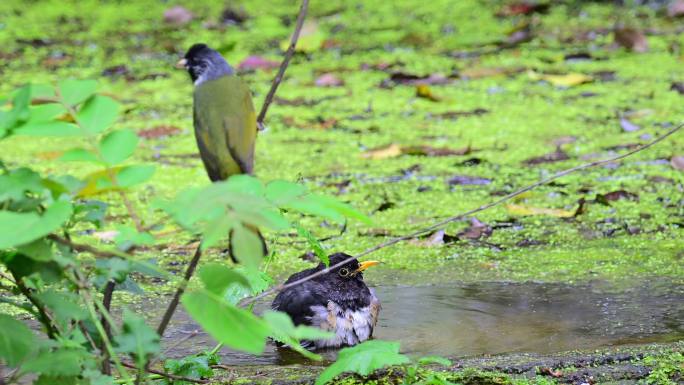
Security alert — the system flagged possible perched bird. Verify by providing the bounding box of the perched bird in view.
[272,253,381,349]
[177,43,266,258]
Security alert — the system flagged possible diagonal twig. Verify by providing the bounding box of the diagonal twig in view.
[120,361,209,384]
[240,122,684,306]
[256,0,309,130]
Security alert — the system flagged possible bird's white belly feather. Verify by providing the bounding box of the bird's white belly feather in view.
[306,290,380,349]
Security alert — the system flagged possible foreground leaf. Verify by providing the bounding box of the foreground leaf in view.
[182,290,269,354]
[199,263,251,296]
[99,129,138,165]
[262,311,334,361]
[114,310,160,368]
[0,314,36,367]
[315,340,410,385]
[0,201,73,249]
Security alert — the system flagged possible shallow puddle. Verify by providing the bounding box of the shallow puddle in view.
[161,281,683,365]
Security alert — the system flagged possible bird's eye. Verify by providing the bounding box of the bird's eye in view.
[338,268,350,277]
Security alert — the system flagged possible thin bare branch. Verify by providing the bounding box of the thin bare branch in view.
[256,0,309,130]
[48,234,130,259]
[241,122,684,306]
[156,245,202,337]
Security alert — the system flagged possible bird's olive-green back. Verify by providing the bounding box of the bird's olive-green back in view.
[193,75,257,181]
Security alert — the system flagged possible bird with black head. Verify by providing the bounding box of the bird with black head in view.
[272,253,381,349]
[177,43,266,260]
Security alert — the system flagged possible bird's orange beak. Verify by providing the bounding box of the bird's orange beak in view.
[355,260,380,273]
[175,58,188,69]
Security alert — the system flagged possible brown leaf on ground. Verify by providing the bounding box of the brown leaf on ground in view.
[137,126,181,139]
[101,65,131,78]
[670,82,684,95]
[416,85,441,101]
[460,67,524,79]
[458,217,492,240]
[447,175,492,186]
[362,144,471,159]
[163,6,194,25]
[506,204,575,218]
[315,73,345,87]
[238,56,280,72]
[359,228,393,237]
[501,24,535,47]
[614,27,648,52]
[220,6,249,25]
[381,72,451,87]
[432,108,489,120]
[539,367,563,378]
[497,2,550,16]
[528,71,593,87]
[524,148,570,165]
[411,230,458,247]
[596,190,639,204]
[671,155,684,170]
[667,0,684,17]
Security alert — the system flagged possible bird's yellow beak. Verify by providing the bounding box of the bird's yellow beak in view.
[175,58,188,69]
[355,260,380,273]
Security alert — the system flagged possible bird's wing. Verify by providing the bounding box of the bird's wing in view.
[193,76,257,181]
[272,281,328,326]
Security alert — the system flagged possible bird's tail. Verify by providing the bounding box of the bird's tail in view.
[228,223,268,264]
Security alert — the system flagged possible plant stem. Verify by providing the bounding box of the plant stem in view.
[11,273,58,339]
[256,0,309,130]
[101,280,116,375]
[156,244,202,337]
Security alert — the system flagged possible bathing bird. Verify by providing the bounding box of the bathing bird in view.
[177,43,266,260]
[272,253,381,349]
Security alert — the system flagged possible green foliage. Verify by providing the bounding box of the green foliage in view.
[0,313,36,366]
[316,341,411,385]
[643,351,684,385]
[114,310,160,368]
[163,352,220,384]
[0,77,371,384]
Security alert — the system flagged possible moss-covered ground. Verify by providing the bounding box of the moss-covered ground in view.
[0,0,683,383]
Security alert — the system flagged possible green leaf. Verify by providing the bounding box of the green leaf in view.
[262,311,334,360]
[315,341,410,385]
[28,103,67,121]
[181,290,269,354]
[29,84,56,100]
[114,309,160,368]
[265,180,307,205]
[0,201,73,248]
[224,174,265,196]
[164,353,217,381]
[116,164,155,187]
[14,121,81,136]
[0,168,46,203]
[231,224,265,269]
[21,348,90,376]
[418,356,452,367]
[293,222,328,266]
[114,225,154,251]
[17,238,53,261]
[224,267,272,304]
[0,313,36,367]
[60,148,100,163]
[77,95,119,134]
[200,214,233,251]
[0,85,31,135]
[58,79,97,106]
[36,291,87,326]
[99,129,138,165]
[290,194,372,225]
[198,263,251,296]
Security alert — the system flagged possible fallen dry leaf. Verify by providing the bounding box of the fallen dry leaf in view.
[416,84,441,101]
[506,204,575,218]
[458,217,492,240]
[410,230,458,247]
[381,72,451,87]
[220,6,249,25]
[528,71,593,87]
[315,73,344,87]
[614,26,648,52]
[524,148,570,165]
[163,5,193,25]
[361,143,470,159]
[361,143,403,160]
[497,2,550,16]
[432,108,489,120]
[137,126,181,139]
[596,190,639,204]
[238,56,279,72]
[447,175,492,186]
[671,155,684,170]
[619,117,641,132]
